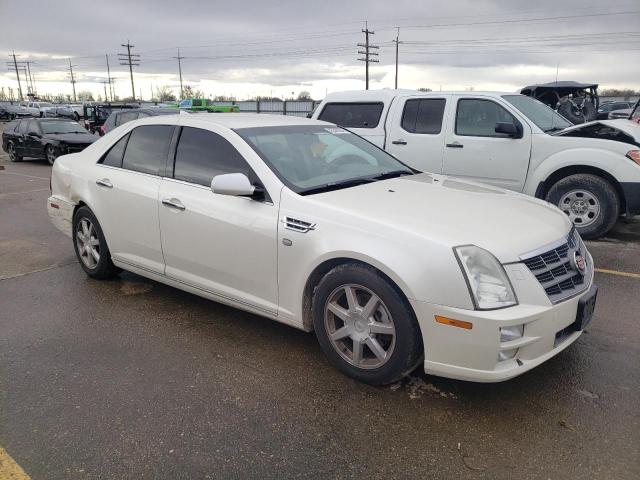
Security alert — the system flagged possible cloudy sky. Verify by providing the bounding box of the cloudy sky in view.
[1,0,639,101]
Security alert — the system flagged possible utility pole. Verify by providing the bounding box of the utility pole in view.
[173,47,185,100]
[392,27,401,89]
[9,51,23,101]
[67,58,77,102]
[357,22,379,90]
[25,61,36,97]
[101,80,109,101]
[106,54,114,102]
[118,41,140,101]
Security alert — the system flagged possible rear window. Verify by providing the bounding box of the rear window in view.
[401,99,446,134]
[100,133,130,167]
[318,102,383,128]
[4,120,19,133]
[121,125,174,175]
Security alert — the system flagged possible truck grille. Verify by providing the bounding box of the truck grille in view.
[520,229,592,304]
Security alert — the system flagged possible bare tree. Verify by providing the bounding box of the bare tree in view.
[297,91,312,101]
[157,85,177,102]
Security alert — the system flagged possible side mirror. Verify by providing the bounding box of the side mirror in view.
[494,122,521,138]
[211,173,256,197]
[28,131,41,137]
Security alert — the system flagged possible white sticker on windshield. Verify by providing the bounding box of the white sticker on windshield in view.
[324,127,349,134]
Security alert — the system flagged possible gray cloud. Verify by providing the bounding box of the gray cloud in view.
[1,0,638,98]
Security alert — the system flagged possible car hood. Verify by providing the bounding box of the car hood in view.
[310,173,572,263]
[557,119,640,142]
[46,133,97,143]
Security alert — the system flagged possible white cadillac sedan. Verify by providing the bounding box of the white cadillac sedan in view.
[47,113,597,385]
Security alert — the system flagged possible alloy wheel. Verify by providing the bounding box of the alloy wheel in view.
[8,143,16,161]
[46,146,57,165]
[324,284,396,370]
[75,218,100,269]
[559,189,600,227]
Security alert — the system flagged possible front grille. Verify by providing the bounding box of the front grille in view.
[521,229,591,303]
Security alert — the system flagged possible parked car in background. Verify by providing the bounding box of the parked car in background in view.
[22,101,56,117]
[47,113,597,385]
[101,108,180,135]
[312,90,640,239]
[520,81,599,124]
[44,105,78,120]
[597,101,635,120]
[83,103,139,134]
[2,118,97,164]
[2,103,34,120]
[178,98,239,113]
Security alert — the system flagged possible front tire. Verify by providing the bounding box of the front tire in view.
[72,206,121,279]
[7,142,23,162]
[546,174,619,239]
[312,263,423,385]
[45,145,58,165]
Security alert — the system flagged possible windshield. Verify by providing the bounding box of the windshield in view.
[39,103,53,107]
[41,121,86,134]
[503,95,572,132]
[236,125,414,194]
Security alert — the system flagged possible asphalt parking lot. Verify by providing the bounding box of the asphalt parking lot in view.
[0,127,639,479]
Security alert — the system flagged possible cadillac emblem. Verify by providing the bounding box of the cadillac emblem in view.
[572,251,587,274]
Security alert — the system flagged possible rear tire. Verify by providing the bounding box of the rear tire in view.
[546,174,619,239]
[312,263,423,385]
[72,206,121,279]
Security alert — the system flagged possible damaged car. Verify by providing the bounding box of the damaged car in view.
[521,81,599,124]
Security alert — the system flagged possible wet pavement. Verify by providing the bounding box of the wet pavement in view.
[1,140,639,479]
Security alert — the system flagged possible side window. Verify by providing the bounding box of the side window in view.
[122,125,174,175]
[100,133,130,167]
[173,127,255,187]
[119,112,140,125]
[455,99,517,137]
[401,98,446,134]
[318,102,384,128]
[179,100,190,108]
[192,100,202,107]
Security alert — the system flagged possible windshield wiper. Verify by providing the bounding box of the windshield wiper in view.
[369,170,414,181]
[300,177,377,195]
[544,126,566,134]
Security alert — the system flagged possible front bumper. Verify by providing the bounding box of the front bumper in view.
[621,182,640,216]
[411,264,595,383]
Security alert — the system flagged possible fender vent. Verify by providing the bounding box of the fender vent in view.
[282,216,316,233]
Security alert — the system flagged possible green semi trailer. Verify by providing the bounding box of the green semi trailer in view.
[176,99,239,112]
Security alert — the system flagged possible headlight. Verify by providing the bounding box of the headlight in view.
[454,245,518,310]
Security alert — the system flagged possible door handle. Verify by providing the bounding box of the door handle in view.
[391,139,407,145]
[162,197,186,211]
[96,178,113,188]
[446,142,464,148]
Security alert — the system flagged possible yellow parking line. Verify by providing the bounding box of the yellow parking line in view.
[0,447,30,480]
[595,268,640,279]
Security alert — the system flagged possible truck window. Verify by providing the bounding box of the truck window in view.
[401,99,446,134]
[192,100,202,107]
[455,99,517,137]
[318,102,383,128]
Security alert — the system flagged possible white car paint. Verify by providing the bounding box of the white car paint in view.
[312,90,640,220]
[48,113,596,383]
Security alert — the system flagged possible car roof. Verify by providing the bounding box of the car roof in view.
[321,89,522,103]
[131,112,331,130]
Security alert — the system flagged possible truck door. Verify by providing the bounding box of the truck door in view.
[386,95,450,174]
[441,96,531,192]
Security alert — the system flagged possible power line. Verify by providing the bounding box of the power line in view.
[118,41,140,101]
[357,22,379,90]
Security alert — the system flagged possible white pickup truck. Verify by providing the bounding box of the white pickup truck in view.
[312,90,640,239]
